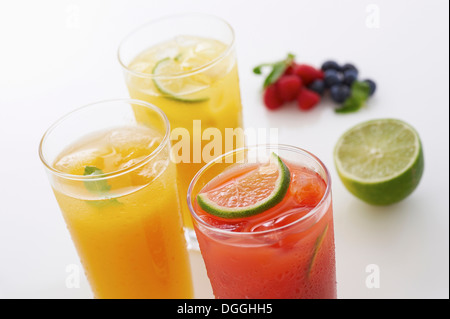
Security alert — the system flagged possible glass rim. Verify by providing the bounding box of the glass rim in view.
[38,98,171,182]
[117,12,236,80]
[187,144,332,237]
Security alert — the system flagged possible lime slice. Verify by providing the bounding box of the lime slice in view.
[197,152,291,219]
[152,57,210,103]
[334,118,424,205]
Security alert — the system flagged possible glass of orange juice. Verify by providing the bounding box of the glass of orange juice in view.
[39,99,193,299]
[187,145,337,298]
[118,13,244,249]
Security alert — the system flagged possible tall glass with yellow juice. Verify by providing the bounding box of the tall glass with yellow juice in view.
[118,14,244,243]
[39,99,193,299]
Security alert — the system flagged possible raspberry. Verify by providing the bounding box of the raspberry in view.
[293,64,324,85]
[283,63,296,76]
[276,75,302,102]
[263,84,284,110]
[297,88,320,111]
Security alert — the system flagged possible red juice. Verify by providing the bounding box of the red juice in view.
[189,149,337,299]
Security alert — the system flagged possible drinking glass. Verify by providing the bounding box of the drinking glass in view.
[187,144,337,299]
[39,99,193,298]
[118,13,244,249]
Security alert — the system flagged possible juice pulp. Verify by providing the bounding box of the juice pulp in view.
[193,161,336,299]
[125,36,244,228]
[52,126,193,299]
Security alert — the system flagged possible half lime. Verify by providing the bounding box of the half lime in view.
[334,118,424,205]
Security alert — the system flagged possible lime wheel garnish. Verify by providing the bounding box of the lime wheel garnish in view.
[197,152,291,219]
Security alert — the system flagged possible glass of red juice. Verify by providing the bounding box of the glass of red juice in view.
[187,144,337,299]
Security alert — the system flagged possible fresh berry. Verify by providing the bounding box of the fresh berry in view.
[363,79,377,96]
[297,88,321,111]
[255,54,375,114]
[283,64,295,75]
[276,75,302,102]
[308,79,326,96]
[330,84,351,103]
[324,69,341,88]
[341,63,358,73]
[343,69,358,85]
[321,60,341,72]
[292,64,324,85]
[263,84,284,110]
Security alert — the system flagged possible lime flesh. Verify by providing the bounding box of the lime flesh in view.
[197,153,291,219]
[334,118,424,205]
[152,57,210,103]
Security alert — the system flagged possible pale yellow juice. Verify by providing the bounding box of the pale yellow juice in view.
[52,125,193,299]
[125,36,244,228]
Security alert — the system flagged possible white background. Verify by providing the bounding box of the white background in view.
[0,0,448,299]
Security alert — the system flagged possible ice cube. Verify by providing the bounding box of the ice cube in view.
[289,169,326,206]
[156,42,179,61]
[107,127,158,150]
[199,215,247,232]
[129,61,153,73]
[53,148,102,174]
[249,208,310,232]
[174,35,198,48]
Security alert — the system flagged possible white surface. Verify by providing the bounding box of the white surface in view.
[0,0,448,299]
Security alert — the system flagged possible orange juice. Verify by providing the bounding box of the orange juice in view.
[51,125,193,299]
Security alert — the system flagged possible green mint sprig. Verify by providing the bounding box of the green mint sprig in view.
[335,81,371,113]
[83,166,121,207]
[253,53,295,89]
[84,166,111,193]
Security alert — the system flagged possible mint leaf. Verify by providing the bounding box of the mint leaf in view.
[83,166,111,194]
[83,166,121,207]
[335,81,371,113]
[86,198,122,208]
[351,81,371,100]
[263,61,287,89]
[253,53,296,89]
[252,63,272,75]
